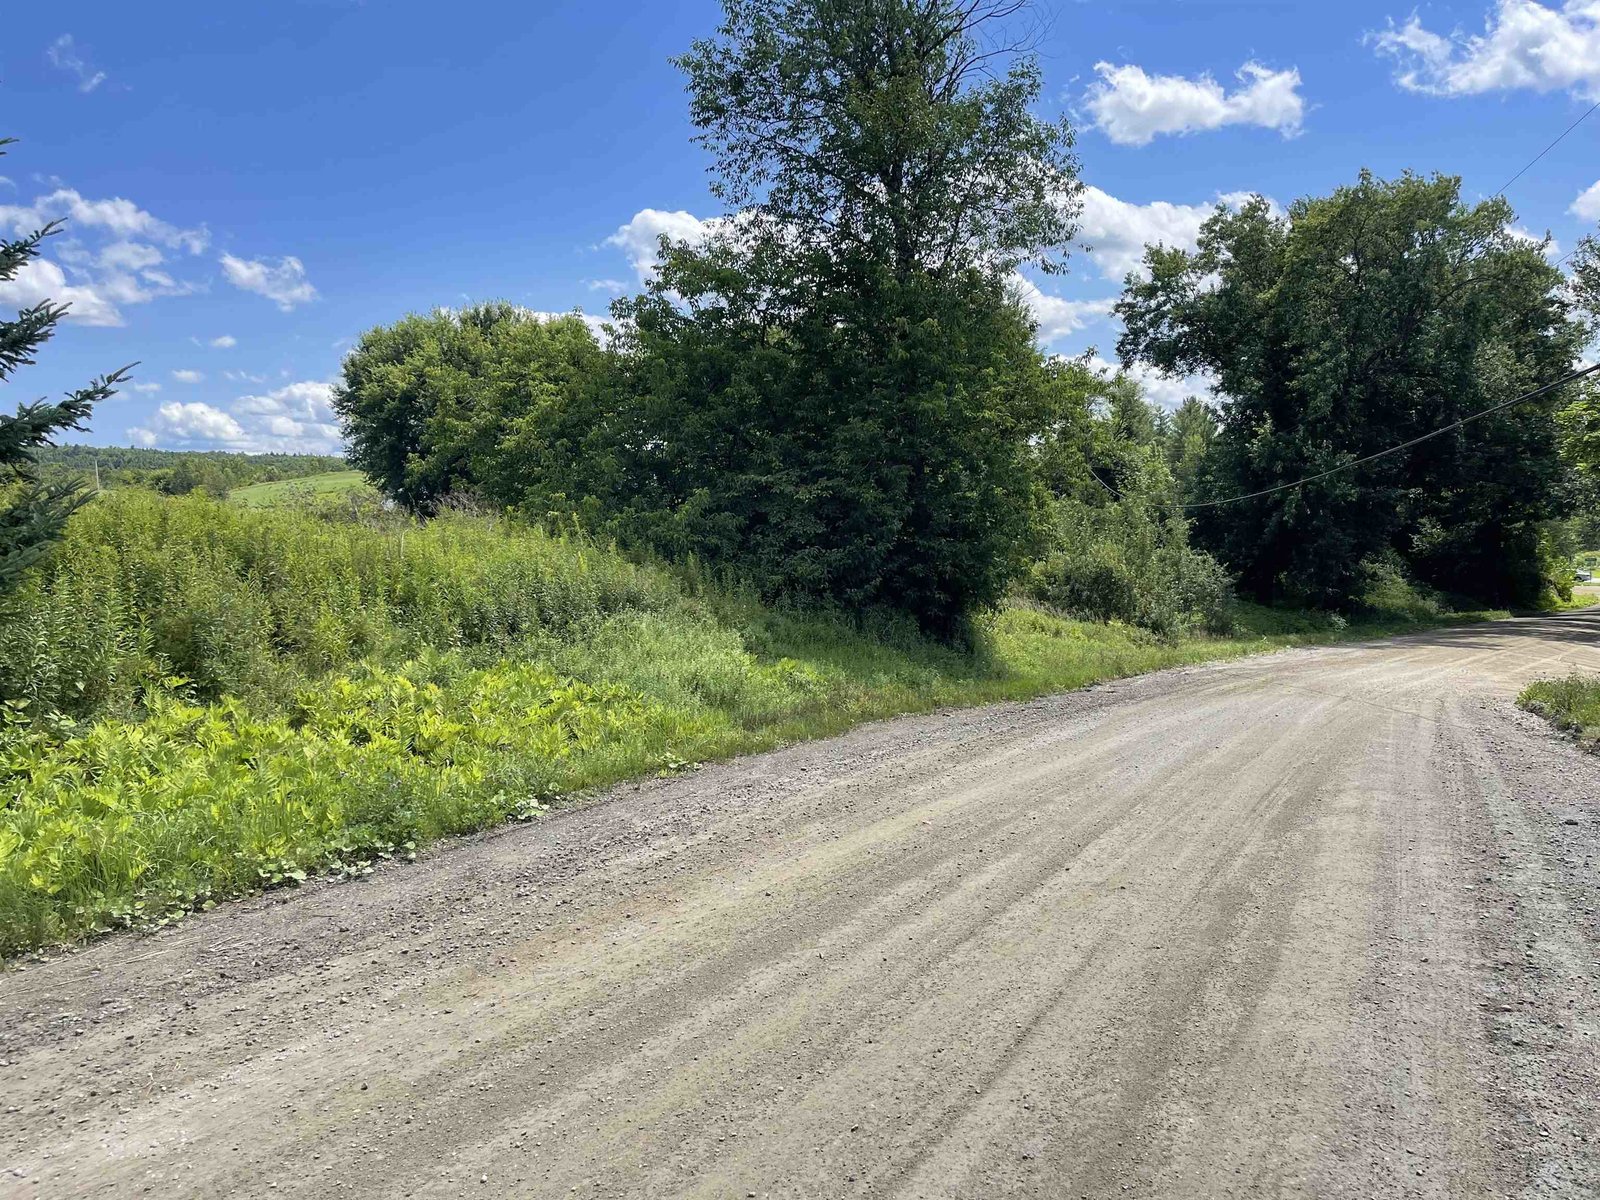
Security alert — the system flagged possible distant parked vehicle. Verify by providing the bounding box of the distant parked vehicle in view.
[1576,570,1594,583]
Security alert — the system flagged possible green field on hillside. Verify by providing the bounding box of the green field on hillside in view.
[230,470,371,506]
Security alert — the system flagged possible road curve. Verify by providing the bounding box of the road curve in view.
[3,613,1599,1199]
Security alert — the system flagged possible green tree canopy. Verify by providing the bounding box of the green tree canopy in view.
[332,304,605,515]
[607,0,1081,632]
[1117,171,1586,608]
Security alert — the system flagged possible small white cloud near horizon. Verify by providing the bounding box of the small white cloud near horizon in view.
[129,380,343,454]
[1082,61,1304,146]
[129,381,161,393]
[209,334,237,348]
[1572,179,1600,221]
[220,253,318,311]
[171,369,204,384]
[1369,1,1600,98]
[47,35,107,94]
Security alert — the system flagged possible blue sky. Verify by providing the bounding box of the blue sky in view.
[3,0,1598,450]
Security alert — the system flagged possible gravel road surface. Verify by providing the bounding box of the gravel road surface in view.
[3,612,1599,1198]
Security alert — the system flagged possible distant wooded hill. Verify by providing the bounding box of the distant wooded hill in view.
[35,446,348,496]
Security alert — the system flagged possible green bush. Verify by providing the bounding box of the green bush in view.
[0,654,728,952]
[1518,673,1600,747]
[1355,552,1447,622]
[1025,488,1233,640]
[0,490,677,720]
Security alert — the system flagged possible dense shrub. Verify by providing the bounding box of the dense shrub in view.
[1354,552,1448,622]
[0,655,723,952]
[0,490,676,720]
[1024,454,1233,639]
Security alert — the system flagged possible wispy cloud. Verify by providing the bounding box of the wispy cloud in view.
[1369,1,1600,99]
[220,253,318,311]
[47,35,107,94]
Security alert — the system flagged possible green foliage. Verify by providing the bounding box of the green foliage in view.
[676,0,1081,281]
[1518,673,1600,749]
[332,304,606,515]
[589,0,1084,633]
[332,0,1084,634]
[1354,552,1448,622]
[0,490,675,719]
[1571,234,1599,333]
[609,265,1054,633]
[1117,171,1587,609]
[0,490,1505,954]
[33,446,349,497]
[1026,445,1233,640]
[1,138,126,592]
[0,658,700,951]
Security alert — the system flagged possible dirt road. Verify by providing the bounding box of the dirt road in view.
[4,614,1599,1199]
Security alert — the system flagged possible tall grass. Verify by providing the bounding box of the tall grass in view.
[0,491,1505,955]
[1518,674,1600,747]
[0,490,677,719]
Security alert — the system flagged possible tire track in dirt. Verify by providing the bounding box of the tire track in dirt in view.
[2,614,1598,1198]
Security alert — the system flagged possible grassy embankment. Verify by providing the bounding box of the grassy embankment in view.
[0,490,1506,955]
[1519,675,1600,748]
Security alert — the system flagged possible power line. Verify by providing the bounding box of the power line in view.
[1491,99,1600,200]
[1088,360,1600,511]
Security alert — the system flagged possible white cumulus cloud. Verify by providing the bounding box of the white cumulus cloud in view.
[603,209,724,282]
[220,253,318,311]
[1572,179,1600,220]
[127,380,343,453]
[0,189,208,253]
[171,369,204,384]
[1083,61,1305,146]
[0,187,208,324]
[1087,356,1218,412]
[1076,186,1274,282]
[1011,276,1117,343]
[145,402,245,445]
[0,256,123,325]
[209,334,237,348]
[1370,1,1600,97]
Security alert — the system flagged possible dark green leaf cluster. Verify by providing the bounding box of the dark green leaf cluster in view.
[1117,171,1587,608]
[1022,358,1232,638]
[331,304,611,517]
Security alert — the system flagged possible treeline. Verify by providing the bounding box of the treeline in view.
[325,2,1592,630]
[34,446,347,497]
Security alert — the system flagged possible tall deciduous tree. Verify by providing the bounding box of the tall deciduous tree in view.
[615,0,1081,632]
[1,139,126,593]
[1117,172,1585,608]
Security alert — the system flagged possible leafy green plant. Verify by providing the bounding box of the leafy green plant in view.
[1518,674,1600,748]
